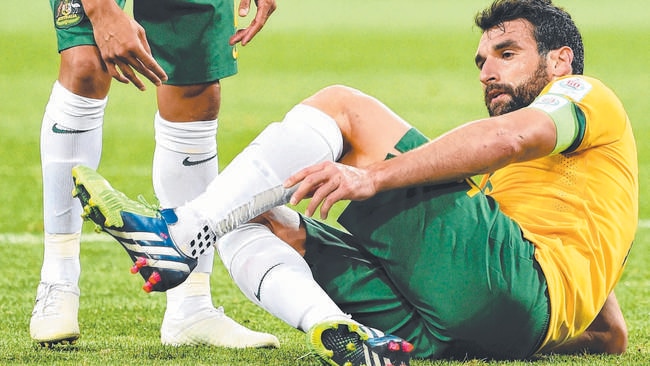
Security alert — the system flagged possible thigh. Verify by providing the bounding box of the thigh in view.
[51,0,126,52]
[134,0,237,84]
[337,127,549,359]
[301,216,447,359]
[341,181,549,359]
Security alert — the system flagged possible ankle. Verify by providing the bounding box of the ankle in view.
[41,233,81,284]
[167,208,216,258]
[166,272,214,316]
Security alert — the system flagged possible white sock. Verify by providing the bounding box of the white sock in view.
[218,218,348,332]
[40,233,82,286]
[173,104,343,257]
[153,114,219,307]
[165,271,214,318]
[40,81,106,284]
[152,113,218,208]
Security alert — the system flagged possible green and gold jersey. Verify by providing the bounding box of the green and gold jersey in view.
[482,75,638,351]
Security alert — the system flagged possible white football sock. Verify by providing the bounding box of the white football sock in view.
[40,81,106,285]
[174,104,343,257]
[152,113,218,208]
[165,272,214,317]
[40,233,82,285]
[152,114,219,306]
[218,217,349,332]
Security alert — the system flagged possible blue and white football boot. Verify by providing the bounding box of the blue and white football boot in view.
[71,165,211,292]
[308,319,413,366]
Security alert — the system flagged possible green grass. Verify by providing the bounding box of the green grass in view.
[1,0,648,364]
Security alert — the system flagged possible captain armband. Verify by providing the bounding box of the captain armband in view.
[527,93,584,155]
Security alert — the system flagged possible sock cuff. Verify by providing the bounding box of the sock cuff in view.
[283,104,343,161]
[46,81,107,131]
[154,112,218,154]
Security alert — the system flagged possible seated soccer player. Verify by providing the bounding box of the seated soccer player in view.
[71,0,636,363]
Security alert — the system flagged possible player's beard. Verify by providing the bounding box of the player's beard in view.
[484,58,551,117]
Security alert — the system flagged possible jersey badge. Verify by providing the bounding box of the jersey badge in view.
[530,94,569,113]
[548,77,592,102]
[54,0,85,29]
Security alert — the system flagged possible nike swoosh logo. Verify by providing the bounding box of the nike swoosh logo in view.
[53,208,73,217]
[182,155,217,166]
[51,123,91,134]
[254,263,283,301]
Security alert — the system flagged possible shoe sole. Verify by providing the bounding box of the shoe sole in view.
[35,334,80,348]
[308,320,412,366]
[308,320,368,366]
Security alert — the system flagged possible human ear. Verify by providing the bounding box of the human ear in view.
[548,46,574,76]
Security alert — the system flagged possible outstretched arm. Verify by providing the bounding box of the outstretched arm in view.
[286,106,557,219]
[548,291,628,355]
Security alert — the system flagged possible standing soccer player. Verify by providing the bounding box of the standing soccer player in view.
[31,0,280,348]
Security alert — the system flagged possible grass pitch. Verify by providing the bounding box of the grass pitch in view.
[0,0,648,365]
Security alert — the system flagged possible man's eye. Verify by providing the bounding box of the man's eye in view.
[502,51,515,59]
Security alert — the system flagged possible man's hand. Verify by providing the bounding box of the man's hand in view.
[229,0,277,46]
[82,0,167,90]
[285,161,378,219]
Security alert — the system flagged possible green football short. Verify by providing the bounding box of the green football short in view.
[50,0,237,84]
[301,128,550,360]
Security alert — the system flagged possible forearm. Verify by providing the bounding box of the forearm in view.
[370,121,518,192]
[369,109,556,193]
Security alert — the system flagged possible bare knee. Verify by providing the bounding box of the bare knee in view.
[59,45,111,98]
[303,85,411,166]
[309,84,360,102]
[302,84,361,119]
[157,82,221,121]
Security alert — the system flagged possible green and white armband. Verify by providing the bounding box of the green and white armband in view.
[528,93,585,155]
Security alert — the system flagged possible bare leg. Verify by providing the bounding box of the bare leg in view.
[302,85,413,167]
[157,83,221,122]
[58,46,113,97]
[547,291,627,355]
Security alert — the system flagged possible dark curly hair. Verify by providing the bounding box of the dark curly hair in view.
[475,0,584,74]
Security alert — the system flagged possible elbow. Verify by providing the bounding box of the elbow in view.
[502,133,530,162]
[603,321,628,355]
[484,139,525,169]
[483,126,528,166]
